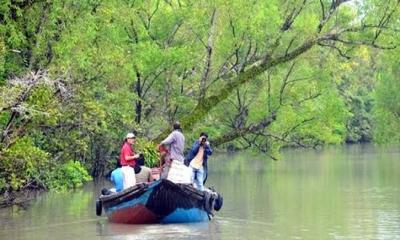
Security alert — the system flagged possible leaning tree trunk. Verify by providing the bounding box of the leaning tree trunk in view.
[153,36,318,143]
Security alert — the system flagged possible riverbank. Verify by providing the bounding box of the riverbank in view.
[0,189,45,208]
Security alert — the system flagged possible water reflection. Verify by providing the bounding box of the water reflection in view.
[96,221,221,240]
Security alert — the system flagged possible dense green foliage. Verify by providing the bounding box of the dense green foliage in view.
[0,0,399,194]
[46,161,92,191]
[0,137,91,191]
[136,139,160,168]
[373,47,400,143]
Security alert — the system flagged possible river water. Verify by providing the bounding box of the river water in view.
[0,144,399,240]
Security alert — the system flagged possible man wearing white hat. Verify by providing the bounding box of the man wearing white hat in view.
[102,132,139,193]
[120,132,140,167]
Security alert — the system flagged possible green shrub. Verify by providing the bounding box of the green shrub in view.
[0,137,92,193]
[46,161,92,191]
[0,137,50,191]
[135,140,160,168]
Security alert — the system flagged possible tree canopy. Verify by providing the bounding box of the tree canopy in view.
[1,0,399,193]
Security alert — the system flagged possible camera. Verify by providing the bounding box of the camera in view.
[200,137,207,145]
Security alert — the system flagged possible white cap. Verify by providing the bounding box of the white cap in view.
[126,133,135,139]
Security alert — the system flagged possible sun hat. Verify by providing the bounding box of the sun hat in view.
[126,133,135,139]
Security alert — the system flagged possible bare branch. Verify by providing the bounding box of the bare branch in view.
[267,72,272,113]
[189,27,208,48]
[211,111,277,146]
[319,0,325,21]
[284,37,297,57]
[216,51,237,79]
[265,132,312,148]
[199,9,217,100]
[317,0,351,33]
[125,19,139,43]
[142,68,167,98]
[279,61,297,105]
[149,0,161,21]
[334,37,397,50]
[281,0,308,31]
[332,2,400,49]
[164,22,183,47]
[317,42,351,59]
[135,1,161,44]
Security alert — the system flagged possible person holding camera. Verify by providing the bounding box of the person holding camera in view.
[185,132,213,190]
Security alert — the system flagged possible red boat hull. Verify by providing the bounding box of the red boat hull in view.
[108,204,159,224]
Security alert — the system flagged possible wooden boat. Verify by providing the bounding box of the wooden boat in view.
[95,179,223,224]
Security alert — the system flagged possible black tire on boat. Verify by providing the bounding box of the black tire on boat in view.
[210,194,216,212]
[203,192,213,214]
[214,194,223,211]
[96,199,102,216]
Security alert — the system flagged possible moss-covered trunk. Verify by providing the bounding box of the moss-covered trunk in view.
[153,37,318,143]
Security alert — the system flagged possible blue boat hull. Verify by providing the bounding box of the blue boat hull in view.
[97,179,222,224]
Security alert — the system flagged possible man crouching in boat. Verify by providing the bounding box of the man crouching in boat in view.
[134,154,154,183]
[102,161,136,195]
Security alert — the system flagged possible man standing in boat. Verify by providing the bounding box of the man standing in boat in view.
[117,132,139,189]
[120,132,141,167]
[186,132,213,190]
[159,122,185,178]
